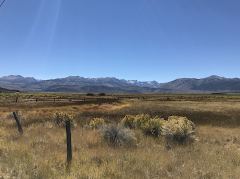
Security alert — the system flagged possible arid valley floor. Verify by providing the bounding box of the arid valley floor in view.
[0,93,240,178]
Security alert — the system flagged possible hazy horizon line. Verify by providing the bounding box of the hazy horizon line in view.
[1,74,239,83]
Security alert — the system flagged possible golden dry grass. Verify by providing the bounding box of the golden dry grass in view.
[0,125,239,178]
[0,93,240,178]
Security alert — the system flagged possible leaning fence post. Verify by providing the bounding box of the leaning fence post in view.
[12,112,23,134]
[65,119,72,169]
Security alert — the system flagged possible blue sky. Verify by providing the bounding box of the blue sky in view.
[0,0,240,82]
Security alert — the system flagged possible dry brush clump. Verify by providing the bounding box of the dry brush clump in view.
[133,114,152,129]
[100,125,137,147]
[53,112,77,128]
[121,114,196,141]
[86,117,137,147]
[121,115,136,129]
[141,117,165,137]
[121,114,151,129]
[121,114,165,137]
[162,116,196,144]
[89,118,106,129]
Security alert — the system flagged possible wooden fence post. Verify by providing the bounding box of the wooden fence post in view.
[12,112,23,134]
[15,96,19,103]
[66,120,72,167]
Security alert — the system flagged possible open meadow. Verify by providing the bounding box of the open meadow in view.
[0,93,240,179]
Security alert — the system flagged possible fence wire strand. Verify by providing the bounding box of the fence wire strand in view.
[0,0,6,8]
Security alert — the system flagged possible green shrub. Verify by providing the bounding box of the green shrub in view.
[100,125,137,147]
[141,117,165,137]
[162,116,196,144]
[121,114,151,129]
[121,114,165,137]
[121,115,136,129]
[53,112,77,128]
[133,114,151,129]
[89,118,105,129]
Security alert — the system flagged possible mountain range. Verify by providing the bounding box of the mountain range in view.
[0,75,240,93]
[0,87,19,93]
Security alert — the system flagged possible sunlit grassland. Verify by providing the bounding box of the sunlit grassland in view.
[0,93,240,178]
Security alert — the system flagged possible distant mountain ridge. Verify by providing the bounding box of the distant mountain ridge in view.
[0,87,19,93]
[161,75,240,92]
[0,75,240,93]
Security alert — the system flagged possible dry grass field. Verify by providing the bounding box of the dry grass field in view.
[0,93,240,178]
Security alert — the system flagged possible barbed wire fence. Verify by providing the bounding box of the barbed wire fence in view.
[0,0,6,8]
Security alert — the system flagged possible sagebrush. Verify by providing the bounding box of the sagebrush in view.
[100,125,137,147]
[162,116,196,144]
